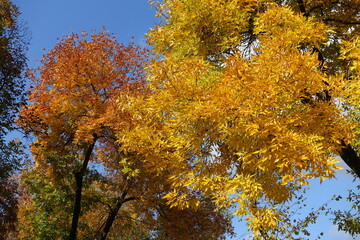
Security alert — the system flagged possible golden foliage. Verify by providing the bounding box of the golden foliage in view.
[118,0,359,235]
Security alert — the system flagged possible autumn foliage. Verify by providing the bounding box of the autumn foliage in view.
[10,0,360,239]
[17,30,233,239]
[124,0,359,236]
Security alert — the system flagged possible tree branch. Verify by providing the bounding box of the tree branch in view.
[296,0,308,16]
[339,140,360,178]
[69,135,98,240]
[98,191,136,240]
[323,18,360,25]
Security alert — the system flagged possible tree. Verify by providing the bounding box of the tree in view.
[17,30,149,239]
[17,30,233,240]
[0,0,28,238]
[114,0,360,237]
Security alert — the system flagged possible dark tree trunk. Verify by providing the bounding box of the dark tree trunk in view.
[98,191,135,240]
[296,0,307,16]
[340,141,360,178]
[69,136,97,240]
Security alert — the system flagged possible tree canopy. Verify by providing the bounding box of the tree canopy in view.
[17,30,234,240]
[0,0,27,238]
[10,0,360,239]
[120,0,360,236]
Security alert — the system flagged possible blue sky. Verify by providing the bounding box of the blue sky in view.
[13,0,156,68]
[11,0,358,239]
[231,165,358,240]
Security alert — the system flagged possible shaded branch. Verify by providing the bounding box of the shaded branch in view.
[98,191,136,240]
[69,134,98,240]
[296,0,307,16]
[323,18,360,25]
[340,140,360,178]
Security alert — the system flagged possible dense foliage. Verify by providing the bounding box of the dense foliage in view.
[3,0,360,239]
[0,0,27,238]
[134,0,360,237]
[17,31,234,240]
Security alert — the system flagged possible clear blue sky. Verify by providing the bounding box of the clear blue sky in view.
[13,0,157,68]
[12,1,358,239]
